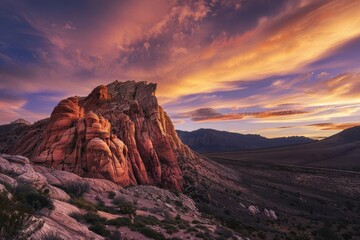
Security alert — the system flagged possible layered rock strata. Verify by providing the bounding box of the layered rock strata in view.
[8,81,187,191]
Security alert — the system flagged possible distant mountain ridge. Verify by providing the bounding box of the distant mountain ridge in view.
[177,128,314,153]
[206,126,360,171]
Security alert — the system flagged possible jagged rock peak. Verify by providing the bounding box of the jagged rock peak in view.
[83,80,157,102]
[8,80,185,192]
[10,118,31,125]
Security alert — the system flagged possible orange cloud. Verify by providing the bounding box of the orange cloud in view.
[307,122,360,131]
[157,0,360,98]
[174,108,309,122]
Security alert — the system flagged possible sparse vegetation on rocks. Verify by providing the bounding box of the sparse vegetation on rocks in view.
[59,181,90,197]
[41,231,63,240]
[0,191,34,240]
[108,191,116,199]
[112,197,137,215]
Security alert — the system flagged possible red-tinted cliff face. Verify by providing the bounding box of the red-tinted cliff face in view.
[11,81,185,191]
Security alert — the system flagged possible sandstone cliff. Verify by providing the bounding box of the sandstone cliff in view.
[6,81,188,191]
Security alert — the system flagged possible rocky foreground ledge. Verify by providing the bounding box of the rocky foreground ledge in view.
[0,154,245,240]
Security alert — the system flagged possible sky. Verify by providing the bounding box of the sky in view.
[1,0,360,139]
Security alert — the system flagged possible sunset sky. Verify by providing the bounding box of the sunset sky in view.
[1,0,360,139]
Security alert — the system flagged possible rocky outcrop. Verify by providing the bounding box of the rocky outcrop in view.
[5,81,185,191]
[0,153,244,240]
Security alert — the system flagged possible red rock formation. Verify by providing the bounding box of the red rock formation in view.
[10,81,184,191]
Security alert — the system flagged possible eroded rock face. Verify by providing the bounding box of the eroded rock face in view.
[8,81,185,191]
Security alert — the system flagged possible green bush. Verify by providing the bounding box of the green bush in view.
[15,184,54,211]
[20,191,54,211]
[60,181,90,197]
[88,223,111,237]
[108,191,116,199]
[164,224,178,234]
[135,226,166,240]
[112,196,126,205]
[107,217,131,227]
[41,231,63,240]
[69,198,97,211]
[186,227,199,233]
[69,212,83,222]
[107,230,122,240]
[116,200,136,215]
[96,203,117,214]
[82,212,106,224]
[134,215,160,225]
[0,191,34,240]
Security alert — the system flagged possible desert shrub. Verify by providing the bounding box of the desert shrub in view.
[222,217,255,236]
[107,230,122,240]
[196,224,208,230]
[258,231,266,240]
[171,237,182,240]
[0,191,34,240]
[195,232,206,239]
[161,217,178,226]
[88,223,111,237]
[134,226,166,240]
[224,209,231,215]
[108,191,116,199]
[15,184,54,211]
[171,190,180,197]
[107,217,131,227]
[174,200,183,208]
[96,203,117,214]
[112,196,126,205]
[134,215,160,225]
[82,212,106,224]
[186,227,199,233]
[316,225,339,240]
[163,224,178,234]
[69,198,97,211]
[69,212,83,222]
[115,200,136,215]
[41,231,63,240]
[215,227,233,238]
[61,181,90,197]
[178,222,189,229]
[20,191,53,211]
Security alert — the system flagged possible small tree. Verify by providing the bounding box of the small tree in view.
[0,191,36,240]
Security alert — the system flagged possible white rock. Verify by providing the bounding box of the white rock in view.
[248,205,260,215]
[269,210,277,219]
[264,208,270,217]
